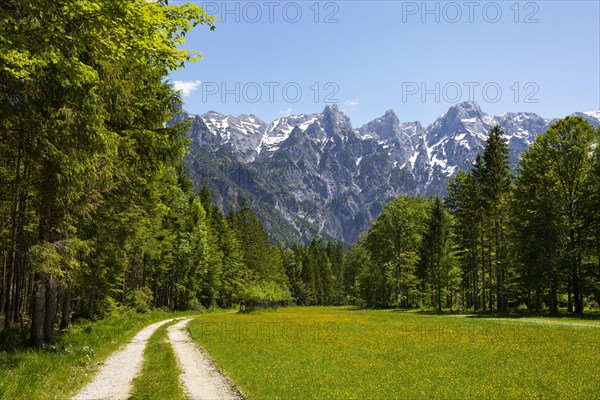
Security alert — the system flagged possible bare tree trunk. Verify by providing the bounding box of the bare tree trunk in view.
[14,249,25,324]
[596,246,600,307]
[0,252,5,322]
[88,289,96,317]
[29,272,46,348]
[481,232,486,311]
[488,245,493,311]
[437,283,442,312]
[11,193,27,325]
[567,273,573,313]
[3,262,14,330]
[5,148,28,328]
[60,287,72,330]
[43,276,57,344]
[3,179,18,328]
[473,254,479,311]
[549,267,558,314]
[574,251,583,313]
[495,221,501,312]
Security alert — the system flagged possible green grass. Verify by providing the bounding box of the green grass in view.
[0,310,197,400]
[130,319,187,400]
[187,307,600,399]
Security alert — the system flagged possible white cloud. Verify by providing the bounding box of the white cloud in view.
[173,80,202,97]
[279,107,293,116]
[344,98,359,110]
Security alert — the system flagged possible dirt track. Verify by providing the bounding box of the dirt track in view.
[72,317,241,400]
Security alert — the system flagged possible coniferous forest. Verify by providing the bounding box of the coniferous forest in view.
[1,1,599,351]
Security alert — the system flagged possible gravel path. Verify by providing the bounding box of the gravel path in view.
[72,318,177,400]
[167,318,242,400]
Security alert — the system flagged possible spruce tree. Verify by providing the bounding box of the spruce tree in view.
[419,197,456,311]
[480,125,512,311]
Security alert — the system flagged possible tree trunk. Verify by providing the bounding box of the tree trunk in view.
[568,226,582,313]
[481,232,486,311]
[14,248,25,324]
[437,284,442,312]
[0,252,5,324]
[88,289,96,317]
[60,287,72,330]
[29,272,46,348]
[43,277,57,344]
[472,251,479,311]
[573,251,583,313]
[567,260,573,313]
[495,220,502,312]
[488,245,493,311]
[596,246,600,307]
[549,268,558,314]
[14,183,27,322]
[3,260,14,330]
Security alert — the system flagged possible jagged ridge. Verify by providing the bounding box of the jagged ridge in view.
[175,102,600,244]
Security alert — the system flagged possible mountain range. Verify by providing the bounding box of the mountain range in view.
[171,101,600,245]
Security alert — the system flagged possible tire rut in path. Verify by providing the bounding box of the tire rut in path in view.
[167,318,242,400]
[72,318,177,400]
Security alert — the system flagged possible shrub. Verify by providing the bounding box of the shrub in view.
[97,296,120,318]
[188,298,204,312]
[125,287,153,313]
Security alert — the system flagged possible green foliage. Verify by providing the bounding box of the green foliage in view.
[240,281,292,305]
[359,195,430,308]
[126,288,154,314]
[96,296,120,318]
[280,239,347,306]
[28,243,62,276]
[344,240,371,305]
[418,197,459,311]
[0,0,226,345]
[228,199,288,285]
[512,116,597,313]
[445,126,513,312]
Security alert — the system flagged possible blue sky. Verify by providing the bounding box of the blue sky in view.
[169,1,600,126]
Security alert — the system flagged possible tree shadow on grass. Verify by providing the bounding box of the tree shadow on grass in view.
[343,307,600,321]
[463,311,600,321]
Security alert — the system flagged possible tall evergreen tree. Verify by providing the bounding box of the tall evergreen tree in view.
[446,171,484,310]
[480,125,513,311]
[419,197,457,311]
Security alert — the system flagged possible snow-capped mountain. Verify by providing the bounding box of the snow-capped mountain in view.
[170,111,267,162]
[357,109,425,168]
[175,102,600,244]
[257,114,319,155]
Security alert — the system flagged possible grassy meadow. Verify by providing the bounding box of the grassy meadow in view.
[187,307,600,399]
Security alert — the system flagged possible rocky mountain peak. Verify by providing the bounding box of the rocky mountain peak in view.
[448,101,485,119]
[383,108,399,120]
[320,104,353,134]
